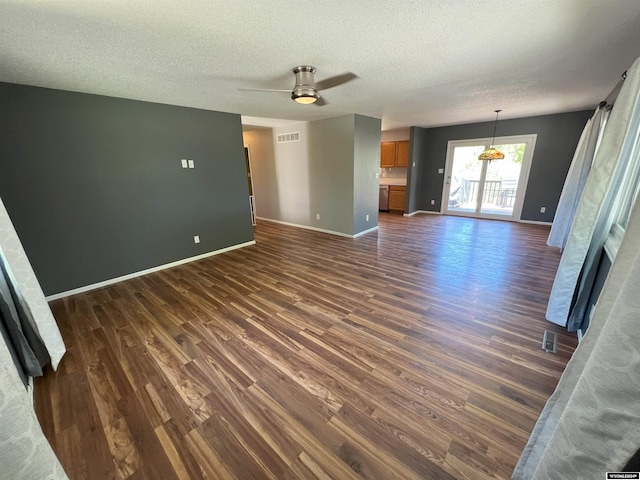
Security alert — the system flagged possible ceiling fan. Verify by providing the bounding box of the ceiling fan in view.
[238,66,358,106]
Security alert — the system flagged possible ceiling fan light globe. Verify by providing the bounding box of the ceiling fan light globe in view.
[294,96,317,104]
[292,88,319,104]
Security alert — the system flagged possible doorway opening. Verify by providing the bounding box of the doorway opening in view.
[442,135,536,221]
[244,146,256,226]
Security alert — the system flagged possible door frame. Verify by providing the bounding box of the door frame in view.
[440,134,537,221]
[244,145,257,226]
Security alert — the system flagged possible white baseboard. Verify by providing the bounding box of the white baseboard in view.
[519,219,553,226]
[256,217,375,238]
[45,240,256,301]
[403,210,442,217]
[353,225,379,237]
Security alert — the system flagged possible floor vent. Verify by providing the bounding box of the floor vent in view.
[542,330,558,353]
[277,132,301,143]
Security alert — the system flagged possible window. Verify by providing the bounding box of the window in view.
[604,112,640,259]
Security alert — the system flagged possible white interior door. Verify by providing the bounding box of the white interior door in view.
[442,135,537,221]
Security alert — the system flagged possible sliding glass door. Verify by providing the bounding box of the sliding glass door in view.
[442,135,536,220]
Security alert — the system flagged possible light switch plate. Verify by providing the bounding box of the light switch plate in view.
[188,159,195,169]
[181,159,188,168]
[438,168,444,174]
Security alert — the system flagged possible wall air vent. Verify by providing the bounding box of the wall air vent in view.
[277,132,301,143]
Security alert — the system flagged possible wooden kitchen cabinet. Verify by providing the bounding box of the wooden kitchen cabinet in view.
[380,140,410,167]
[388,185,406,212]
[380,142,396,167]
[395,140,409,167]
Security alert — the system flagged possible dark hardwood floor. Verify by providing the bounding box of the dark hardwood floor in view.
[35,212,577,480]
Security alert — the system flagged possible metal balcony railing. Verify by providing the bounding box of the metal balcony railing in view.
[453,179,516,208]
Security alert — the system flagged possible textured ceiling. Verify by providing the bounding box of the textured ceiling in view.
[1,0,640,130]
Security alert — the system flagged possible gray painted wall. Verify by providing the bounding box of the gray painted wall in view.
[584,252,612,332]
[409,110,592,221]
[406,126,425,214]
[248,115,374,236]
[353,115,382,234]
[0,82,254,296]
[307,116,355,235]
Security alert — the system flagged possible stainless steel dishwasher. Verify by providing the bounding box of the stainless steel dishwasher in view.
[379,185,389,211]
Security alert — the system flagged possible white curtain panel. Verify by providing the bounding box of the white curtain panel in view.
[513,176,640,479]
[0,198,65,369]
[547,108,600,249]
[546,56,640,326]
[0,337,68,479]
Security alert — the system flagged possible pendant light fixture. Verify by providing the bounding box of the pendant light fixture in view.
[478,110,505,161]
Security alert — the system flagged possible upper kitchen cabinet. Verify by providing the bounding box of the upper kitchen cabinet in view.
[380,140,409,168]
[380,142,396,167]
[395,140,409,167]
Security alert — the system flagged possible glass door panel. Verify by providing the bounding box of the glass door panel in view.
[480,143,525,216]
[446,145,486,214]
[442,135,536,221]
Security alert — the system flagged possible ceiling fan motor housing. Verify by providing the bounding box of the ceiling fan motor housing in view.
[292,66,319,103]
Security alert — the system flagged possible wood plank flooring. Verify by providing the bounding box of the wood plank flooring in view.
[35,213,577,480]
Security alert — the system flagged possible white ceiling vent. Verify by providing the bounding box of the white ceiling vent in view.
[277,132,301,143]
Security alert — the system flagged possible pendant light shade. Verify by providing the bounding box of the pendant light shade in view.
[478,147,505,161]
[478,110,504,161]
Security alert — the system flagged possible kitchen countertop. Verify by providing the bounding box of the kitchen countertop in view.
[379,178,407,186]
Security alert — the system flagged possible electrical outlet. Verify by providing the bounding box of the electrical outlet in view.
[413,162,416,167]
[316,213,320,220]
[193,235,200,244]
[431,200,435,205]
[375,172,379,179]
[181,159,188,168]
[438,168,444,174]
[540,206,546,213]
[188,159,195,169]
[366,214,369,221]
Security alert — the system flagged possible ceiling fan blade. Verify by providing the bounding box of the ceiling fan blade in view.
[315,72,358,91]
[314,96,328,107]
[237,87,291,93]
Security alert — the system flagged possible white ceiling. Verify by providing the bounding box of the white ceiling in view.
[2,0,640,130]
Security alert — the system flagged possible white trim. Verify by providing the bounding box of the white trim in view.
[519,219,553,226]
[604,239,618,262]
[45,240,256,301]
[353,226,379,237]
[403,210,442,216]
[249,195,256,226]
[604,223,624,261]
[442,210,517,222]
[244,145,257,226]
[256,216,370,238]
